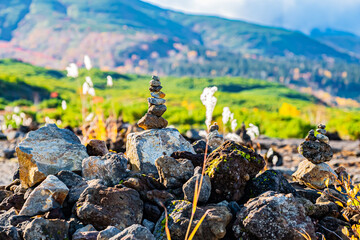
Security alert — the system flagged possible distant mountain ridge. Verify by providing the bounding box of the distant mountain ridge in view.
[0,0,357,69]
[1,0,360,102]
[311,28,360,57]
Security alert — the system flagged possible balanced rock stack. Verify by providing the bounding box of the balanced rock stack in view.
[138,76,168,130]
[292,124,337,189]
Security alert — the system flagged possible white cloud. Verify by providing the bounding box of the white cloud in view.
[143,0,360,35]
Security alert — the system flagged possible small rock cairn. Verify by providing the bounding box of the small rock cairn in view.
[207,122,224,149]
[299,124,332,164]
[293,124,335,189]
[138,76,168,130]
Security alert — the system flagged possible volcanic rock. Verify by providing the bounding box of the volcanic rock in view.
[183,166,211,203]
[205,140,265,202]
[233,191,316,240]
[75,182,143,231]
[23,217,69,240]
[155,156,194,188]
[244,170,296,200]
[292,160,338,189]
[56,170,88,204]
[148,104,167,117]
[154,200,232,240]
[298,140,333,164]
[86,139,109,156]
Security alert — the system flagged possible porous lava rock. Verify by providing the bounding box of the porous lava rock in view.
[154,200,232,240]
[205,140,265,202]
[244,170,296,200]
[155,156,194,188]
[298,140,333,164]
[233,191,316,240]
[75,182,143,231]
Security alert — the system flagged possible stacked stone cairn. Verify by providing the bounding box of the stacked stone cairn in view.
[292,124,337,189]
[137,75,168,130]
[207,122,224,149]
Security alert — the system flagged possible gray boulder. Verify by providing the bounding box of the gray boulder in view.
[82,153,128,186]
[19,175,68,216]
[126,128,195,175]
[183,166,211,203]
[16,124,89,188]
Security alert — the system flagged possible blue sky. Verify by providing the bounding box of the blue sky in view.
[144,0,360,35]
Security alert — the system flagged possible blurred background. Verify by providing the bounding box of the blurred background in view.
[0,0,360,184]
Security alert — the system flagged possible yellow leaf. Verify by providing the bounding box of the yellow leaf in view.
[342,227,350,237]
[335,201,344,207]
[188,210,209,240]
[335,185,342,192]
[325,178,330,188]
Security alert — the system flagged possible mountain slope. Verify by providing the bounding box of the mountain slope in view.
[311,28,360,56]
[0,0,355,68]
[1,0,360,102]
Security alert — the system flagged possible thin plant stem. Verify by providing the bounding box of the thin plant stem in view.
[185,129,210,240]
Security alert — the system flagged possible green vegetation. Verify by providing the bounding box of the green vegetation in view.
[0,59,360,139]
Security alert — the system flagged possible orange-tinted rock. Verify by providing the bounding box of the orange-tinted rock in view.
[148,104,167,117]
[137,113,168,130]
[16,124,89,188]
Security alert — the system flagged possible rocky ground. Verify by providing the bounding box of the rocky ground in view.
[0,123,359,240]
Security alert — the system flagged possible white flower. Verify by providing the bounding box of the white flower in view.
[85,112,94,122]
[222,107,231,125]
[12,114,21,126]
[200,86,218,129]
[247,123,260,140]
[225,133,241,142]
[85,76,93,87]
[13,106,20,113]
[107,75,113,87]
[230,113,234,121]
[231,119,237,132]
[84,55,92,70]
[61,100,67,110]
[88,87,96,96]
[66,63,78,78]
[83,82,90,95]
